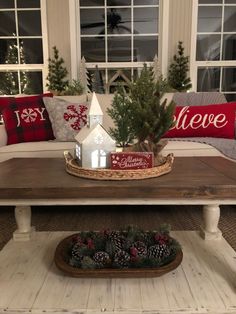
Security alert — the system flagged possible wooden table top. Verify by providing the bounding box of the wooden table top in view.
[0,157,236,201]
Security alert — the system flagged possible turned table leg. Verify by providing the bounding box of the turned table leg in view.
[200,204,222,240]
[13,206,35,241]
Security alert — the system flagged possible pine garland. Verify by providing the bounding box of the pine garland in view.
[68,225,181,270]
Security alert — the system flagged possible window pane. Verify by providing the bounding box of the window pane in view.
[0,39,18,64]
[0,12,16,36]
[197,67,220,91]
[80,9,105,35]
[224,6,236,32]
[198,6,222,32]
[20,71,43,94]
[0,71,19,95]
[17,0,40,8]
[0,0,14,9]
[134,0,159,4]
[21,39,43,64]
[107,8,131,35]
[223,34,236,60]
[198,0,222,3]
[134,36,158,61]
[18,11,42,36]
[196,34,221,60]
[80,0,104,6]
[107,0,131,5]
[108,36,131,61]
[222,67,236,91]
[134,8,158,34]
[225,0,236,3]
[81,37,105,62]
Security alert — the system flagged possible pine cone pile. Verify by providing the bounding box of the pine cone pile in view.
[69,225,181,269]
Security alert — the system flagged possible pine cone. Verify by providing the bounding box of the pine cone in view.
[71,243,83,262]
[133,241,148,257]
[148,244,171,260]
[114,250,131,268]
[109,231,125,252]
[93,251,110,267]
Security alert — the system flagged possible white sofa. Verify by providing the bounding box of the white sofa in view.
[0,94,229,163]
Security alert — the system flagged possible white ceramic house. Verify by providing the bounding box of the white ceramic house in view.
[75,92,116,168]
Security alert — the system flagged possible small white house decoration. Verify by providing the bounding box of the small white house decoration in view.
[75,92,116,168]
[88,92,103,127]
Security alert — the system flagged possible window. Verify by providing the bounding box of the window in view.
[191,0,236,101]
[0,0,48,95]
[70,0,160,93]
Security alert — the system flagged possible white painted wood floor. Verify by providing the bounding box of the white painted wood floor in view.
[0,231,236,314]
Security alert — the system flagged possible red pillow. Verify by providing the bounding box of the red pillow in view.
[2,93,54,145]
[164,102,236,139]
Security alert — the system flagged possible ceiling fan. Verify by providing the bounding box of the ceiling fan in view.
[81,9,139,35]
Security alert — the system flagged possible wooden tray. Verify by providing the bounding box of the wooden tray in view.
[64,151,174,181]
[54,234,183,278]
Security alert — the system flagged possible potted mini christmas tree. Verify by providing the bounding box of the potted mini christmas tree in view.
[46,46,69,95]
[107,65,175,165]
[168,41,192,92]
[107,84,135,148]
[129,65,175,164]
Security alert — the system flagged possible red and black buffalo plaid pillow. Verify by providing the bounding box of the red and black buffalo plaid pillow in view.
[1,93,54,145]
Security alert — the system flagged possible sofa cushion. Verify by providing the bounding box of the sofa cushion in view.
[43,97,88,141]
[0,124,7,147]
[164,102,236,139]
[2,94,54,145]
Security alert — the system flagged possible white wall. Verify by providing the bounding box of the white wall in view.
[46,0,71,77]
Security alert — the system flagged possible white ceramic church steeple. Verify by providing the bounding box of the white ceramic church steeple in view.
[88,92,103,127]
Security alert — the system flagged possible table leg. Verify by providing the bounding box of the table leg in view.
[200,204,222,240]
[13,206,35,241]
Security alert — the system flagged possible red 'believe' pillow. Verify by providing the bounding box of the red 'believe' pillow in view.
[2,93,54,145]
[164,102,236,139]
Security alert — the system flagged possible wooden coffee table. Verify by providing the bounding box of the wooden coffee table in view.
[0,156,236,241]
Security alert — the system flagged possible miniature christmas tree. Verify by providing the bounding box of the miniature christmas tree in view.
[153,54,160,83]
[168,41,192,92]
[107,84,135,148]
[46,46,69,94]
[63,79,84,95]
[129,64,176,161]
[91,65,105,94]
[0,41,31,95]
[19,41,32,94]
[78,57,90,94]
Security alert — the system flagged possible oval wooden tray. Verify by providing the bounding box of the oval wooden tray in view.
[64,152,174,181]
[54,234,183,278]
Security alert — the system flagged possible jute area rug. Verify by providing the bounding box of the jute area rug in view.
[0,205,235,251]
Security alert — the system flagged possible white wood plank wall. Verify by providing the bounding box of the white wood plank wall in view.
[168,0,193,61]
[46,0,71,76]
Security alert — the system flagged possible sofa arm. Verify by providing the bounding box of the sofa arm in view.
[0,124,7,147]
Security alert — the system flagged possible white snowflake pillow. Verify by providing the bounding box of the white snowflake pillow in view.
[43,97,88,141]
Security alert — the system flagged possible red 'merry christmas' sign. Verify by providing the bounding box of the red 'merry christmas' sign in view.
[111,152,154,170]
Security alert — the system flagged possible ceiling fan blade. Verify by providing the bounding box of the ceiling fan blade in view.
[81,22,105,29]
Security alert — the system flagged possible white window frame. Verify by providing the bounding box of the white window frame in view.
[190,0,236,96]
[69,0,169,81]
[0,0,49,95]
